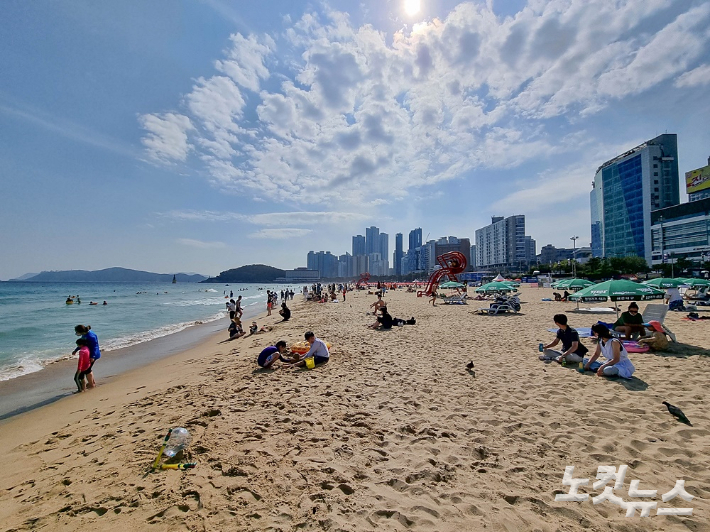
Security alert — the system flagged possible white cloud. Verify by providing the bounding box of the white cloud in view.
[248,228,312,239]
[162,209,370,226]
[176,238,226,249]
[139,113,193,163]
[675,64,710,88]
[140,1,710,204]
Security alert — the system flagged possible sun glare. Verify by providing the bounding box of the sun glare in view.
[404,0,421,17]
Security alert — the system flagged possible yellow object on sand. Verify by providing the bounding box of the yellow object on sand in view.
[305,357,316,369]
[290,341,332,355]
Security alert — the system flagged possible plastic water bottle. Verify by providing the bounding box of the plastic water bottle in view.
[578,361,585,373]
[538,343,544,352]
[164,427,191,458]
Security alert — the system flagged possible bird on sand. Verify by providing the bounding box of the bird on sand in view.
[662,401,692,426]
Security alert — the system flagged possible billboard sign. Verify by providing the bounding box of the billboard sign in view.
[686,165,710,194]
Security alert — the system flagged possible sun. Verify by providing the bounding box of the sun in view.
[404,0,421,16]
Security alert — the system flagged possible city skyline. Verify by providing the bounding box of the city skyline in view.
[2,1,710,279]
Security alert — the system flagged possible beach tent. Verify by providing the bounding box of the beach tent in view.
[492,274,506,282]
[569,279,665,316]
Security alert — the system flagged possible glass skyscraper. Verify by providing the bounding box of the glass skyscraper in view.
[590,134,679,265]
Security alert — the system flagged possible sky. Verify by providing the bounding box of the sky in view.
[1,0,709,280]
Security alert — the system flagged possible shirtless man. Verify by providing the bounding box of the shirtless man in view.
[370,294,386,314]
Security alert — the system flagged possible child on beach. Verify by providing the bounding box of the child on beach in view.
[74,338,92,393]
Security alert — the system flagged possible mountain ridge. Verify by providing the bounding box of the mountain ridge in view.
[11,267,207,283]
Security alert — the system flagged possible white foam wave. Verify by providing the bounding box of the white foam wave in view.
[0,356,47,381]
[161,298,225,307]
[102,311,226,351]
[0,311,228,382]
[204,289,219,292]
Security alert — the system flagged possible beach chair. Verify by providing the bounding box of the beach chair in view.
[642,304,676,342]
[443,293,467,305]
[477,303,512,315]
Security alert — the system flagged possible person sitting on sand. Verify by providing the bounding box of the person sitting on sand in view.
[257,341,291,369]
[249,322,258,335]
[369,306,393,329]
[539,313,588,364]
[561,290,570,302]
[370,294,386,313]
[279,302,291,321]
[228,317,245,340]
[613,302,646,340]
[73,338,92,393]
[584,324,635,378]
[288,331,329,367]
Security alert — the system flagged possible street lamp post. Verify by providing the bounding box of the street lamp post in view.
[570,236,579,278]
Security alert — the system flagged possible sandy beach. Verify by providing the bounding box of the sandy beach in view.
[0,286,708,531]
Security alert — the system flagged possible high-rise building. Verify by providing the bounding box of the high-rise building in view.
[686,156,710,202]
[305,251,338,278]
[590,133,680,265]
[366,226,380,255]
[352,235,366,256]
[475,215,529,269]
[469,245,477,269]
[394,233,404,276]
[524,236,537,265]
[379,233,389,263]
[409,228,422,251]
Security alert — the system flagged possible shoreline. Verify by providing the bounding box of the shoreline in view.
[0,297,283,420]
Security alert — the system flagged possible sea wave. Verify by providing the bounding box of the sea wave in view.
[0,311,227,382]
[102,311,226,350]
[161,298,225,307]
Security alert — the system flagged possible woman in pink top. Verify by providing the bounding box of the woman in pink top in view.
[74,338,92,393]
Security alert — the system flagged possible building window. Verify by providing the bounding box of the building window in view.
[654,172,658,176]
[653,164,658,168]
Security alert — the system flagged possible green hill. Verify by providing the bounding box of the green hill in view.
[202,264,285,283]
[18,268,206,283]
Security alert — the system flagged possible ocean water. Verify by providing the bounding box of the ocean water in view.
[0,282,297,381]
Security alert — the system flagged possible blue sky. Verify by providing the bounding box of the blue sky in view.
[1,0,709,279]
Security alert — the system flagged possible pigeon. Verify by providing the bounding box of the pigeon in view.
[466,361,475,370]
[662,401,692,426]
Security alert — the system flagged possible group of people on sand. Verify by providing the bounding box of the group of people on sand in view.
[256,331,330,369]
[368,294,415,330]
[539,313,636,378]
[72,324,101,392]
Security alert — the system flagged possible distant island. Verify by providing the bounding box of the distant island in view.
[11,267,207,283]
[201,264,285,283]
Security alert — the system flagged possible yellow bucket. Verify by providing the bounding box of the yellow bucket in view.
[305,357,315,369]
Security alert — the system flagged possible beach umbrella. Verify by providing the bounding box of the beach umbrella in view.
[678,278,710,288]
[569,279,665,316]
[554,278,595,291]
[475,281,515,293]
[439,280,464,289]
[642,278,687,289]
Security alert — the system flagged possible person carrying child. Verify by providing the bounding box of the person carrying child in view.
[74,338,92,393]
